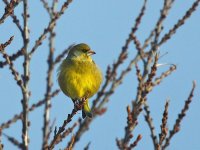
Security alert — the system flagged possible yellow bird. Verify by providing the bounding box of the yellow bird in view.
[58,43,103,118]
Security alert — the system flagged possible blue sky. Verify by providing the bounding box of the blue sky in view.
[0,0,200,149]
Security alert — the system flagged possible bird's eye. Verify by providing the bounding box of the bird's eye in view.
[82,49,88,53]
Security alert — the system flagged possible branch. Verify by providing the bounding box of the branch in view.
[3,133,22,149]
[51,122,78,147]
[21,0,30,148]
[54,44,74,65]
[162,81,196,149]
[0,89,60,130]
[0,128,3,149]
[29,0,73,57]
[144,102,158,149]
[42,1,57,148]
[0,37,25,91]
[142,0,175,50]
[0,48,23,68]
[48,99,85,149]
[0,0,21,24]
[83,142,91,150]
[67,1,148,147]
[158,0,200,46]
[158,100,169,148]
[2,0,23,34]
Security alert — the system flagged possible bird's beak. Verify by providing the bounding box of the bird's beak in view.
[87,50,96,56]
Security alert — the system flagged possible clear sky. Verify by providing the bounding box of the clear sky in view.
[0,0,200,150]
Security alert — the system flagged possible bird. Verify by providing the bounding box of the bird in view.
[57,43,103,118]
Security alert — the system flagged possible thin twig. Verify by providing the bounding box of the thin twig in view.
[48,99,86,149]
[29,0,73,57]
[42,1,57,148]
[128,134,142,149]
[158,0,200,46]
[2,0,23,34]
[65,135,75,150]
[162,81,196,149]
[0,48,23,68]
[142,0,175,50]
[0,0,21,24]
[41,0,52,15]
[3,133,22,149]
[0,89,60,130]
[0,128,3,150]
[52,122,78,147]
[54,44,74,65]
[158,100,169,148]
[83,142,91,150]
[0,37,25,91]
[144,102,158,149]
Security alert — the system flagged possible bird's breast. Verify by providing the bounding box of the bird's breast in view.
[58,59,102,100]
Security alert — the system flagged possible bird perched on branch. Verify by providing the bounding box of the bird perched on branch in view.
[58,43,103,118]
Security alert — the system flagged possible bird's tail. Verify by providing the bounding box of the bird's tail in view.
[82,99,92,119]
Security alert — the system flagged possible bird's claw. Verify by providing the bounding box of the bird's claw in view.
[73,98,87,110]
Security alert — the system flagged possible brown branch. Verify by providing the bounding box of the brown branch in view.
[92,0,148,114]
[29,0,73,57]
[45,119,56,145]
[65,135,75,150]
[51,122,78,148]
[54,44,74,65]
[153,64,176,86]
[0,36,14,51]
[2,0,23,34]
[154,0,175,45]
[0,48,23,68]
[83,142,91,150]
[0,37,25,91]
[144,102,158,149]
[3,133,22,149]
[48,99,86,149]
[0,0,21,24]
[158,100,169,148]
[0,128,3,149]
[42,1,57,148]
[128,134,142,149]
[142,0,175,50]
[41,0,52,15]
[158,0,200,46]
[67,1,148,147]
[0,89,60,130]
[162,81,196,149]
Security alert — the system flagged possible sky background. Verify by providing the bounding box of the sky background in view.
[0,0,200,149]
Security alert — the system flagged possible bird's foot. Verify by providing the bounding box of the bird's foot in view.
[73,98,87,110]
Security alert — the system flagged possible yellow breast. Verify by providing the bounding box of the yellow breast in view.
[58,59,103,100]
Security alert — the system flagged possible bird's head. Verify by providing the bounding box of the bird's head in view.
[67,43,96,61]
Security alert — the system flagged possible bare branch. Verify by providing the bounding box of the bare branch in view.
[83,142,91,150]
[42,1,57,148]
[0,0,21,24]
[21,0,30,148]
[48,99,86,149]
[29,0,73,57]
[144,102,158,149]
[162,81,196,149]
[159,100,169,148]
[159,0,200,46]
[3,133,22,149]
[0,89,60,130]
[2,0,23,34]
[0,48,23,68]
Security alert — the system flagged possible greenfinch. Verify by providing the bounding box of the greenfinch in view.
[58,43,103,118]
